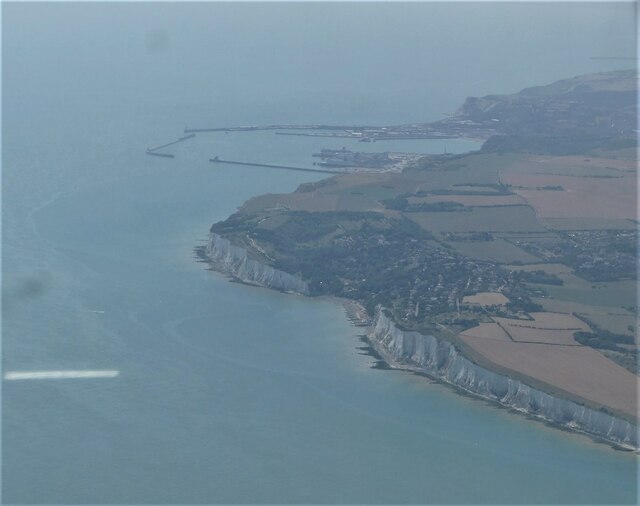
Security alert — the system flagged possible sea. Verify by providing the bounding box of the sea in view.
[2,3,637,504]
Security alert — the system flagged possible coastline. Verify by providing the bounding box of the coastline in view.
[200,231,639,452]
[340,298,638,452]
[199,233,310,295]
[366,308,638,452]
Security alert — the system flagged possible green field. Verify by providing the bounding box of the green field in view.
[401,153,523,190]
[255,213,293,230]
[580,312,638,339]
[448,239,540,263]
[505,263,573,275]
[495,232,561,241]
[544,217,637,230]
[407,205,546,233]
[335,182,404,201]
[533,298,637,337]
[531,278,637,309]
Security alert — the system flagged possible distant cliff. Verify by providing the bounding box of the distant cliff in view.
[457,70,636,138]
[444,69,638,154]
[368,308,639,450]
[205,233,309,295]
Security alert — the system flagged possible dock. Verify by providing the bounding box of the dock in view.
[210,156,343,175]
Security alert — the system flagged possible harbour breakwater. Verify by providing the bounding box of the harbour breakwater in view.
[203,232,638,451]
[210,157,342,175]
[146,133,196,158]
[185,124,379,133]
[147,133,196,153]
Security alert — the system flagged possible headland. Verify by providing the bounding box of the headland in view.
[196,69,639,450]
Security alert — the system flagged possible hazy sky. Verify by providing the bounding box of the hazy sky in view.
[4,1,637,124]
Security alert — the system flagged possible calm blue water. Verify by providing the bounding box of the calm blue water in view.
[3,3,637,504]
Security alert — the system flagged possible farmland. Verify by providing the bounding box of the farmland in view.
[460,320,638,419]
[503,172,636,221]
[462,292,509,306]
[407,205,546,233]
[539,280,637,308]
[534,299,637,337]
[210,109,638,423]
[416,194,525,206]
[449,239,539,263]
[501,155,637,223]
[542,217,636,230]
[493,312,589,345]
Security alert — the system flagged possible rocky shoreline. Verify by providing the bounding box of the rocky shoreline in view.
[201,231,639,451]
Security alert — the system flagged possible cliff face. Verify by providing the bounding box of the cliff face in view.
[369,309,639,450]
[205,233,309,295]
[204,231,637,449]
[454,69,637,139]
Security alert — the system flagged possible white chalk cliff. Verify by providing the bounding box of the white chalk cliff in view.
[205,233,309,295]
[205,231,637,449]
[369,308,638,450]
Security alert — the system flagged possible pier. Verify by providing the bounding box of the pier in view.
[185,124,377,134]
[146,133,196,153]
[146,151,175,159]
[372,134,459,140]
[275,132,352,138]
[210,156,344,174]
[182,123,467,143]
[186,126,262,133]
